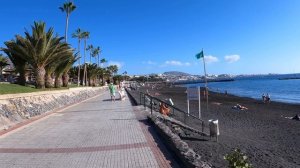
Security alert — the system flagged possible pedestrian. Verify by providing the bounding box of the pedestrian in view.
[119,81,126,100]
[159,102,170,116]
[108,81,116,102]
[262,93,266,103]
[266,93,271,103]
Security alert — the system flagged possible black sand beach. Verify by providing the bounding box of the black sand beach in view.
[128,84,300,168]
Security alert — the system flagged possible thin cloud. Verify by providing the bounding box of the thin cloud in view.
[142,60,157,65]
[204,55,219,63]
[225,55,240,63]
[163,60,192,66]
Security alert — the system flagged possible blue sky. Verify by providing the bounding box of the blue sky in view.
[1,0,300,75]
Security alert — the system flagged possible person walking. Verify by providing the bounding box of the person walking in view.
[262,93,266,103]
[108,81,116,102]
[266,93,271,103]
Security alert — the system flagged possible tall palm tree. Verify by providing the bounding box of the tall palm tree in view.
[72,28,83,86]
[59,1,76,42]
[100,58,107,68]
[82,31,90,86]
[86,44,94,64]
[92,46,101,67]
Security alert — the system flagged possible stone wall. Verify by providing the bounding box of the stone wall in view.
[148,113,211,168]
[0,87,106,130]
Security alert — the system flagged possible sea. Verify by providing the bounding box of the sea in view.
[185,74,300,104]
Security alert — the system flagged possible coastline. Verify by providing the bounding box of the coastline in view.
[130,84,300,168]
[184,78,300,105]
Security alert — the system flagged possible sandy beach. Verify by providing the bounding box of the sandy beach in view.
[128,84,300,168]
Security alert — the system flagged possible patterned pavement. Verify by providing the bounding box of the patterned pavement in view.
[0,91,180,168]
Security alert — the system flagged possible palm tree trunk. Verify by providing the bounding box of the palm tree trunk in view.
[55,75,63,88]
[102,75,105,86]
[34,66,46,89]
[77,39,81,86]
[17,64,26,86]
[97,55,99,67]
[45,72,54,88]
[90,53,92,64]
[62,72,69,87]
[65,14,69,42]
[83,39,87,86]
[0,67,3,80]
[95,56,97,67]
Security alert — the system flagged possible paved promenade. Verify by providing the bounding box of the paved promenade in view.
[0,92,180,168]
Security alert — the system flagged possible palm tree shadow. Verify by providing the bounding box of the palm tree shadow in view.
[102,99,112,102]
[102,99,123,102]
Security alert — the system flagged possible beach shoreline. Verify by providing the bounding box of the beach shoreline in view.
[129,84,300,168]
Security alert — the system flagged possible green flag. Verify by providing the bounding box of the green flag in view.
[195,50,204,59]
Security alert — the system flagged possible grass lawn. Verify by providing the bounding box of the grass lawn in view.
[0,83,70,95]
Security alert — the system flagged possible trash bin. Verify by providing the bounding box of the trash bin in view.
[208,119,219,141]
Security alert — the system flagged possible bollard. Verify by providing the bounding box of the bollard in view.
[208,119,219,142]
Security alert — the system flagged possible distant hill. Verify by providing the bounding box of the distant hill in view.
[163,71,191,76]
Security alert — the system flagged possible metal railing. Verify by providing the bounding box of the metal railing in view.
[139,91,205,132]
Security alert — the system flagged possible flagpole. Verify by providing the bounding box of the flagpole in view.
[202,50,209,113]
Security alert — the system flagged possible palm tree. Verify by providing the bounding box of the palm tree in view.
[113,75,123,85]
[82,31,90,86]
[45,53,73,88]
[100,58,107,68]
[3,21,73,89]
[62,54,79,87]
[54,54,78,88]
[45,61,57,88]
[86,63,98,86]
[69,66,78,81]
[122,71,128,81]
[93,46,101,67]
[107,65,118,76]
[99,67,109,86]
[59,1,76,42]
[0,54,9,80]
[1,45,27,85]
[107,65,118,84]
[86,44,94,64]
[72,28,83,86]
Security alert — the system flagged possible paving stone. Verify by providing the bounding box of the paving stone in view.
[0,91,179,168]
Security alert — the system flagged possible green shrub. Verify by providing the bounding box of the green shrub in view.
[224,149,252,168]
